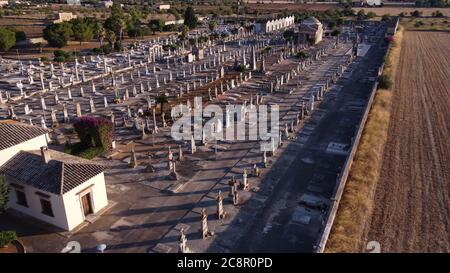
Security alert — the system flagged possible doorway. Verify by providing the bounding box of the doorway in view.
[81,192,93,217]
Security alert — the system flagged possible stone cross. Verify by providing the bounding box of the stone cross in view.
[179,228,190,253]
[241,169,249,191]
[216,191,226,219]
[200,208,212,239]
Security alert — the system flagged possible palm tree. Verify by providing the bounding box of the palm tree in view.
[95,23,106,46]
[106,30,116,46]
[155,94,168,115]
[118,18,126,41]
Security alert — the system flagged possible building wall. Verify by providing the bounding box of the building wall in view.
[6,178,69,230]
[315,27,324,44]
[255,16,295,33]
[0,134,48,166]
[62,172,108,231]
[156,4,170,10]
[6,172,108,231]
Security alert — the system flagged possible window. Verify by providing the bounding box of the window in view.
[40,199,54,217]
[15,189,28,207]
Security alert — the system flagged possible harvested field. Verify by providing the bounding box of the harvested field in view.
[353,7,450,17]
[365,31,450,252]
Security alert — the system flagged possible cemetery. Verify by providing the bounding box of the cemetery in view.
[0,11,393,253]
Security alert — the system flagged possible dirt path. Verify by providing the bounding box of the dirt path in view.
[365,31,450,252]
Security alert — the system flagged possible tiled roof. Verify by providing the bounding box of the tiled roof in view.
[0,122,49,150]
[0,150,106,195]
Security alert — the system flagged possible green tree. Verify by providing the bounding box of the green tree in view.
[0,176,9,213]
[331,29,341,37]
[104,1,126,41]
[208,20,217,32]
[0,28,16,52]
[155,94,168,115]
[366,11,377,19]
[184,6,198,29]
[149,19,165,34]
[72,18,94,45]
[106,30,116,46]
[94,22,106,46]
[410,10,423,17]
[357,9,366,20]
[381,14,392,22]
[43,22,73,48]
[179,25,189,41]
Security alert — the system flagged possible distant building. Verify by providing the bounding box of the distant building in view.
[164,19,184,26]
[53,12,77,24]
[296,17,323,45]
[254,16,295,34]
[66,0,81,5]
[98,0,114,8]
[154,3,170,10]
[0,1,8,7]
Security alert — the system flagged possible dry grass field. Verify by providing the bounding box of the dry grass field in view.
[325,27,403,253]
[364,30,450,253]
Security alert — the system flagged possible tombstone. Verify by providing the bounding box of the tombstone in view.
[178,145,183,161]
[228,176,237,198]
[253,164,260,177]
[51,109,59,128]
[67,88,72,100]
[167,146,174,171]
[63,104,69,123]
[216,191,226,219]
[8,105,17,120]
[79,85,85,97]
[41,116,47,129]
[76,102,82,117]
[190,135,196,154]
[104,97,108,108]
[152,108,158,133]
[89,97,96,113]
[24,104,32,115]
[178,228,190,253]
[53,93,59,105]
[162,112,167,127]
[200,208,212,239]
[129,143,138,168]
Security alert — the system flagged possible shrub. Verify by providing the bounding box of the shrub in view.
[73,116,114,152]
[53,50,73,62]
[14,30,26,42]
[0,231,17,247]
[235,64,245,72]
[77,146,105,159]
[296,51,309,59]
[43,22,73,48]
[378,74,393,90]
[0,176,9,213]
[0,28,16,52]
